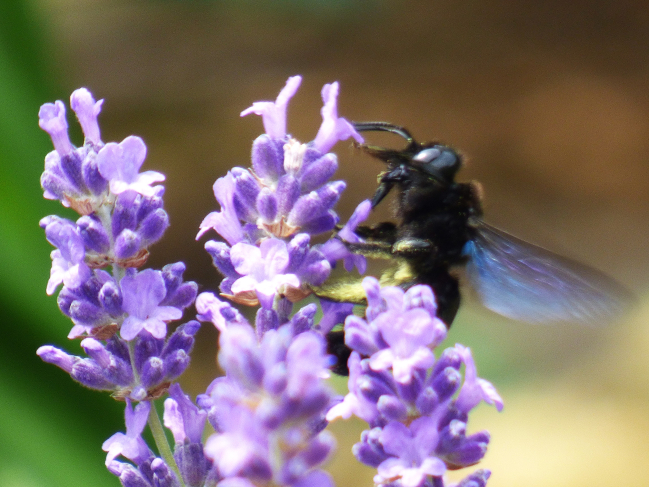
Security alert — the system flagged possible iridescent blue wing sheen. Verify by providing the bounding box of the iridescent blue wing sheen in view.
[463,221,633,325]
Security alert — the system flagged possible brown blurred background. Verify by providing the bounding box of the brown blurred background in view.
[10,1,649,486]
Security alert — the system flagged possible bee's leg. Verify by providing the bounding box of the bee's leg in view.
[353,222,398,241]
[392,237,436,257]
[344,240,394,259]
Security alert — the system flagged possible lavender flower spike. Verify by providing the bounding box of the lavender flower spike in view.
[196,296,337,487]
[199,75,362,244]
[327,277,501,487]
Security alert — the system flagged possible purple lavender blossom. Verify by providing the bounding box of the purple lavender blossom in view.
[96,136,165,197]
[198,76,362,310]
[39,89,108,213]
[103,400,154,466]
[327,277,503,487]
[209,235,330,308]
[163,384,210,487]
[240,75,301,139]
[320,199,371,274]
[40,215,91,294]
[196,294,336,487]
[38,320,199,399]
[120,269,184,340]
[104,401,182,487]
[198,76,362,244]
[40,88,170,270]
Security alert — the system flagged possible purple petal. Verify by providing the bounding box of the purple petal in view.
[240,75,302,139]
[312,82,363,154]
[455,345,504,413]
[260,238,290,276]
[121,269,167,320]
[97,136,163,196]
[70,88,103,145]
[97,136,146,183]
[230,243,263,276]
[39,100,73,155]
[197,173,244,244]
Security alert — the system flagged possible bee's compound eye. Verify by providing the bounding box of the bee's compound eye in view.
[412,147,441,163]
[414,145,461,181]
[431,148,460,172]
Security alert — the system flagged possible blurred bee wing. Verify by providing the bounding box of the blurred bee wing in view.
[463,221,633,325]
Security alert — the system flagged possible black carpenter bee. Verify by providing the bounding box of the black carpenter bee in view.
[319,122,632,374]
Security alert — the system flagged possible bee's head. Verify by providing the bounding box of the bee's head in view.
[410,143,462,184]
[352,122,462,207]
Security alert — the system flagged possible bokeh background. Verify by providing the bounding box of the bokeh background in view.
[2,1,649,486]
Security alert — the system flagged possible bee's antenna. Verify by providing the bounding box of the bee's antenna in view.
[352,122,415,145]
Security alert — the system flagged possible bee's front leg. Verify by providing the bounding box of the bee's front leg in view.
[391,237,437,257]
[343,239,394,259]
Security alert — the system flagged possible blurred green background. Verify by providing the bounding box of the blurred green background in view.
[2,1,649,486]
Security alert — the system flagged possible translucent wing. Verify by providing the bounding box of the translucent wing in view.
[464,221,633,325]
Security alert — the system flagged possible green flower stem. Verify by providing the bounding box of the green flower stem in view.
[148,400,185,487]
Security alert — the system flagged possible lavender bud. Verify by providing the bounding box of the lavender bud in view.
[106,335,131,362]
[70,88,103,145]
[432,367,462,402]
[415,387,439,414]
[69,300,106,326]
[112,191,139,236]
[358,373,396,404]
[289,303,317,335]
[352,428,388,467]
[377,394,408,421]
[457,469,491,487]
[71,358,114,389]
[82,338,133,386]
[137,192,164,222]
[163,282,198,309]
[82,156,108,195]
[60,152,87,193]
[163,349,190,380]
[174,443,208,487]
[256,308,279,336]
[432,348,462,377]
[139,208,169,243]
[231,167,260,220]
[256,188,278,223]
[114,229,142,259]
[299,153,338,192]
[251,134,284,181]
[162,321,199,358]
[99,280,123,316]
[77,215,110,252]
[286,233,310,270]
[134,333,164,372]
[151,458,180,487]
[107,461,153,487]
[299,211,338,235]
[37,346,76,373]
[276,174,300,216]
[205,241,238,277]
[141,357,165,388]
[41,170,73,202]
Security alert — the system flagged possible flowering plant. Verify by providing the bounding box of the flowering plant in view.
[37,76,502,487]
